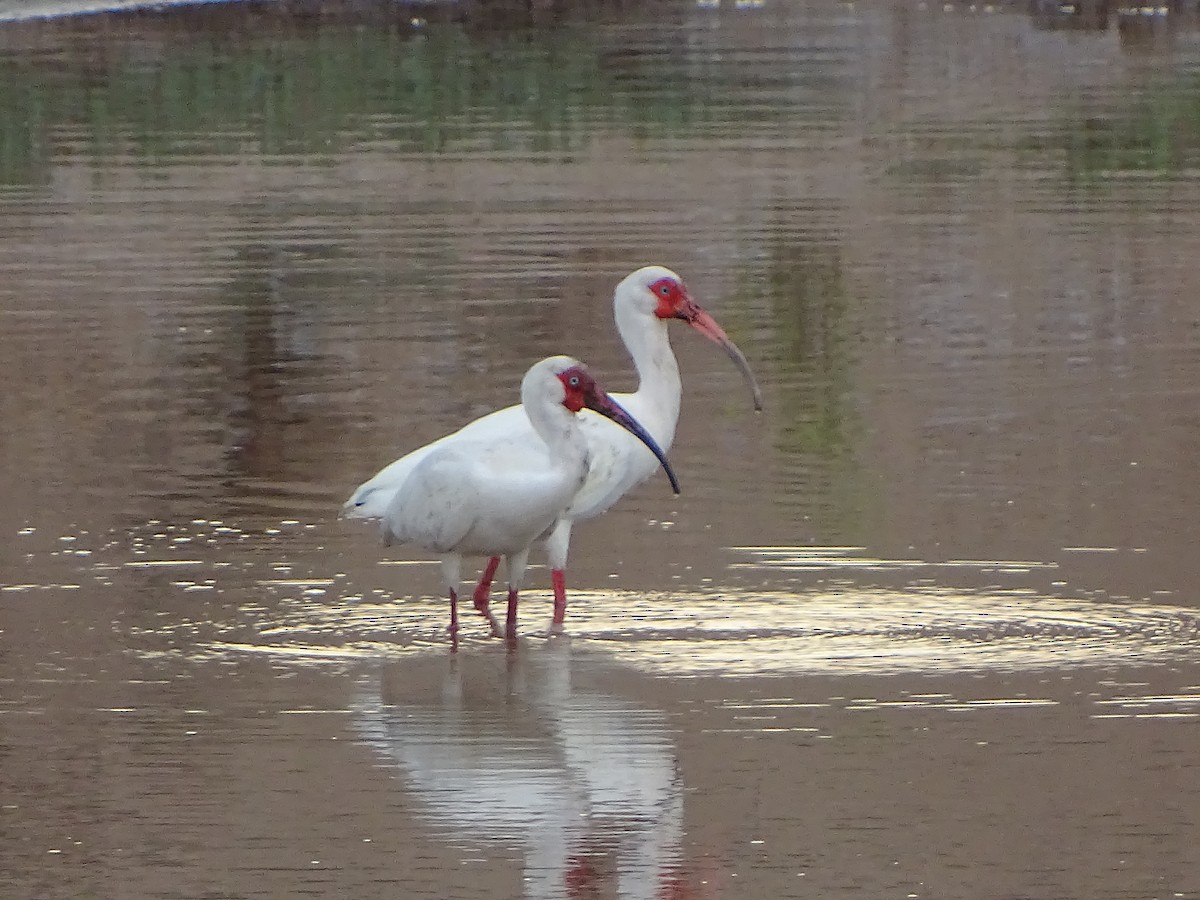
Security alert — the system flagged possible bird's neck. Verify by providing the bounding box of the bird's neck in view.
[618,313,682,447]
[527,401,589,468]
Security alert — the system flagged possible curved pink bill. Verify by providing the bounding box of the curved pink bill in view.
[677,301,765,411]
[583,391,681,496]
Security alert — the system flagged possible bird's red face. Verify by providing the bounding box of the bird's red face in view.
[650,276,690,320]
[556,366,593,413]
[647,275,765,411]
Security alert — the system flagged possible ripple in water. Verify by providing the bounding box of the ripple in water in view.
[195,561,1200,677]
[38,523,1199,678]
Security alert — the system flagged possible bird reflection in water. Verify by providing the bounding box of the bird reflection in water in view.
[351,644,689,899]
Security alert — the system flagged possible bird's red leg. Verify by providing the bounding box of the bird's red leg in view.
[474,556,500,606]
[505,588,519,646]
[472,561,503,637]
[550,569,567,633]
[448,588,460,649]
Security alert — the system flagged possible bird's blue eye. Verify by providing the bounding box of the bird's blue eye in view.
[568,375,581,387]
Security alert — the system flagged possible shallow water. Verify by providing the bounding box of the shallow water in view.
[2,2,1200,898]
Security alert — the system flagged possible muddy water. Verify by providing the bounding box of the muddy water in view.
[2,2,1200,898]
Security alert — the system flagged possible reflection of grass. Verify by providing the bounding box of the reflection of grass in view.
[732,240,867,538]
[1057,79,1200,180]
[0,26,601,181]
[0,66,51,185]
[878,75,1200,187]
[763,242,856,461]
[883,155,985,181]
[0,20,830,184]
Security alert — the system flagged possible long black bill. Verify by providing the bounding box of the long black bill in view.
[586,393,681,496]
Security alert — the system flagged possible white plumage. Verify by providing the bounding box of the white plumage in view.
[346,265,760,633]
[367,355,677,642]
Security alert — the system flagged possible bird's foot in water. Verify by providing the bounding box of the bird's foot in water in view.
[472,598,503,638]
[503,588,520,647]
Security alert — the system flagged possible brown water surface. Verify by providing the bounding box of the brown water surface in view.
[2,2,1199,898]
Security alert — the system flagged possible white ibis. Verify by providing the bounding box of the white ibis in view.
[372,355,678,642]
[346,265,761,633]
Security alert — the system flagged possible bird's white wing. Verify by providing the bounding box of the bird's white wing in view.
[381,438,577,557]
[344,402,537,519]
[381,448,480,553]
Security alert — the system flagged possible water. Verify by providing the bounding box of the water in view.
[2,1,1200,897]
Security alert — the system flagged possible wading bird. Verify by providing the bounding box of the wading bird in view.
[346,265,760,633]
[374,356,678,644]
